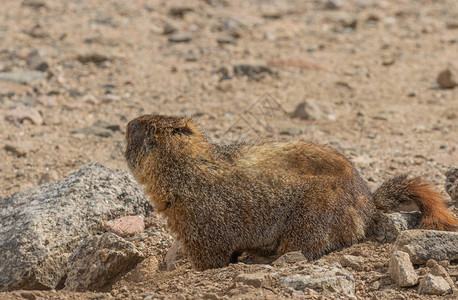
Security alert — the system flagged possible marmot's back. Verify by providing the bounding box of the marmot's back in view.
[235,141,355,178]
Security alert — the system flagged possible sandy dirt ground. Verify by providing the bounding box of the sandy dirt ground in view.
[1,0,457,299]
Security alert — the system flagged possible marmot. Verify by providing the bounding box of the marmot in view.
[125,114,458,270]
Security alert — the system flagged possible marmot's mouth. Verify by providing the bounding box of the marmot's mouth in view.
[125,146,137,171]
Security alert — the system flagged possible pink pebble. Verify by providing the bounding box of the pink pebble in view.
[104,216,145,237]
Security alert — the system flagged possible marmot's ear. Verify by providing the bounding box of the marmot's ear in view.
[172,122,194,136]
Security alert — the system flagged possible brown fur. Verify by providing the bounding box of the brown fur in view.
[373,175,458,231]
[125,114,458,270]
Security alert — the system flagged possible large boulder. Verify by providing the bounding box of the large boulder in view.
[0,163,152,291]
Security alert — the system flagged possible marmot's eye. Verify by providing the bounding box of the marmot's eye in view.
[171,126,193,136]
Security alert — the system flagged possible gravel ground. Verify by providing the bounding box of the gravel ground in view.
[1,0,457,299]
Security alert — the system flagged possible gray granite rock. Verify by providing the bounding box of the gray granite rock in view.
[0,71,45,84]
[388,251,418,287]
[64,233,144,291]
[418,274,451,295]
[373,211,421,242]
[445,167,458,203]
[0,163,152,291]
[392,230,458,265]
[279,264,355,297]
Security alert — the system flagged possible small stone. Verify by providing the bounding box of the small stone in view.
[272,251,307,266]
[388,251,418,287]
[202,293,219,300]
[101,94,121,103]
[77,52,109,64]
[445,167,458,203]
[185,51,198,62]
[104,216,145,238]
[26,50,49,72]
[369,280,381,291]
[71,126,113,137]
[164,240,185,271]
[217,36,235,45]
[446,21,458,30]
[19,292,37,300]
[27,24,48,38]
[71,121,120,137]
[38,171,58,185]
[234,273,269,288]
[5,143,28,157]
[431,264,455,287]
[290,99,336,121]
[0,71,45,84]
[373,211,421,242]
[143,1,155,11]
[366,13,381,22]
[36,96,57,106]
[168,32,193,43]
[163,22,177,35]
[426,259,438,268]
[279,127,303,136]
[64,233,144,291]
[22,0,46,9]
[234,64,273,78]
[279,265,355,297]
[6,106,43,125]
[215,81,233,92]
[216,66,230,77]
[223,18,243,30]
[262,9,283,19]
[449,266,458,278]
[340,255,364,271]
[438,260,450,268]
[382,55,395,66]
[335,13,358,29]
[418,267,428,276]
[325,0,342,10]
[99,61,111,68]
[168,6,193,18]
[233,64,273,80]
[418,274,451,295]
[437,68,457,89]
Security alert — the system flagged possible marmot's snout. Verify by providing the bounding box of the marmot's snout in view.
[125,117,156,171]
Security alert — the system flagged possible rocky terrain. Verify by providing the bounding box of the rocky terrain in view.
[1,0,457,299]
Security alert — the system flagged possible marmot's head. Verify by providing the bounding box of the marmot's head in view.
[125,115,204,180]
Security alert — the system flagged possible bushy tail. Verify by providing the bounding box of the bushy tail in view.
[373,174,458,231]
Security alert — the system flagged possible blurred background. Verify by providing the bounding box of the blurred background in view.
[1,0,457,194]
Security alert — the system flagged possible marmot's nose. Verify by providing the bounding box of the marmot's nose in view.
[127,119,140,134]
[126,119,146,146]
